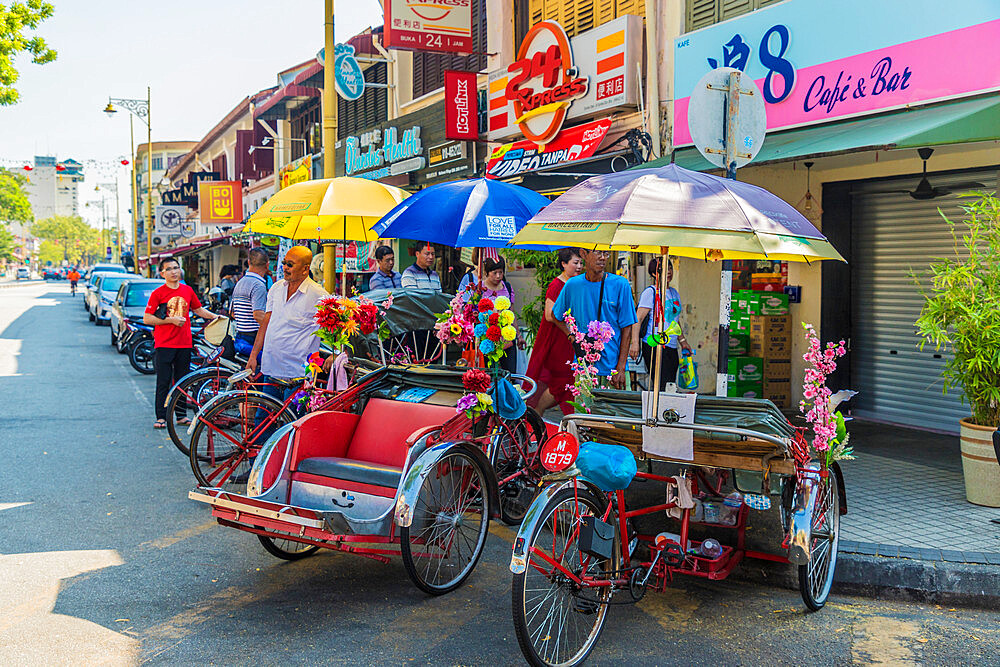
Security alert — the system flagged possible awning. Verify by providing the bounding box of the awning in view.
[645,95,1000,171]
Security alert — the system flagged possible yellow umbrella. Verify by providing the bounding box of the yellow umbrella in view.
[244,177,410,241]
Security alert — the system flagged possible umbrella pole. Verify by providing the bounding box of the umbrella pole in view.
[341,240,347,296]
[649,248,669,425]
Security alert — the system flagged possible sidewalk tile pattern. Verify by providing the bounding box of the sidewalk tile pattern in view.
[839,450,1000,553]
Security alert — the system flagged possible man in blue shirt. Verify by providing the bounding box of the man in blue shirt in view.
[368,245,402,290]
[552,249,637,388]
[401,242,441,290]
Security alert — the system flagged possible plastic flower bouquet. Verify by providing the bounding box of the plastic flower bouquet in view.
[314,294,381,352]
[434,292,478,346]
[799,323,855,467]
[564,310,615,413]
[471,295,517,367]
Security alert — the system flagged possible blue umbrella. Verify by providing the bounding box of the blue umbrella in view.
[372,178,553,249]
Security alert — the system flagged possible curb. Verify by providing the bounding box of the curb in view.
[733,547,1000,609]
[834,552,1000,608]
[0,280,45,289]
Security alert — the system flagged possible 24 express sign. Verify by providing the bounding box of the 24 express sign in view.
[487,14,643,145]
[673,0,1000,146]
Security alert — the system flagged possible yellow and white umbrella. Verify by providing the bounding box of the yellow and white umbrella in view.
[244,177,410,241]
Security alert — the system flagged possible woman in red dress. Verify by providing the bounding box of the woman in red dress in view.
[525,248,583,415]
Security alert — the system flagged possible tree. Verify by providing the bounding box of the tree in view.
[0,225,17,261]
[0,1,57,105]
[0,168,33,224]
[31,215,100,264]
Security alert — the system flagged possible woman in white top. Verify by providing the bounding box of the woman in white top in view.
[630,257,692,391]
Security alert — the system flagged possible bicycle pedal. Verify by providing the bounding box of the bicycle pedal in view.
[661,543,684,567]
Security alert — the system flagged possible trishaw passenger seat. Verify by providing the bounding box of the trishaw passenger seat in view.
[344,399,456,469]
[291,399,456,493]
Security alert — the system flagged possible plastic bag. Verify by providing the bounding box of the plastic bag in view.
[576,442,637,492]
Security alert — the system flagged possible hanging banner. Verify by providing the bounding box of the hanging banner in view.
[384,0,473,54]
[198,181,243,225]
[335,241,376,273]
[279,154,312,190]
[444,70,479,141]
[484,117,612,179]
[487,15,643,144]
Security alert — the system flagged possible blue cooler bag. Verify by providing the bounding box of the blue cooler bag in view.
[576,442,637,492]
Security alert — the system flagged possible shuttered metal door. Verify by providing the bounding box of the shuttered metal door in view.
[850,167,999,433]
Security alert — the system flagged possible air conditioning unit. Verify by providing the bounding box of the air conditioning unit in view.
[151,235,168,248]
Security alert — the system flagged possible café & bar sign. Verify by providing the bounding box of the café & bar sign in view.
[673,0,1000,145]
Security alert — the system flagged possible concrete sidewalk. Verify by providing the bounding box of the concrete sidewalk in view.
[829,419,999,604]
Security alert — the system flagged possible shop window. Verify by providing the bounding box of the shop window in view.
[410,0,487,99]
[686,0,782,32]
[290,97,321,158]
[523,0,642,40]
[338,62,388,140]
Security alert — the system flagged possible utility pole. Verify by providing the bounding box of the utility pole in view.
[146,86,153,277]
[322,0,338,293]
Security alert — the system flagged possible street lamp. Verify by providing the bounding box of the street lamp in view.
[104,88,152,276]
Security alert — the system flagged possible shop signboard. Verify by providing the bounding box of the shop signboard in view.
[279,154,312,190]
[384,0,473,54]
[673,0,1000,145]
[154,205,186,236]
[338,100,476,186]
[484,117,612,179]
[444,70,479,141]
[334,44,365,101]
[198,181,243,225]
[487,14,643,144]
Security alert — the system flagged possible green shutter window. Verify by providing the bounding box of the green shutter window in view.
[720,0,754,21]
[686,0,718,31]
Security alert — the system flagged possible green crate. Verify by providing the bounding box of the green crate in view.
[727,380,763,399]
[727,356,763,383]
[728,332,751,356]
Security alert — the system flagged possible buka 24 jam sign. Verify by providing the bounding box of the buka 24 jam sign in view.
[505,21,589,146]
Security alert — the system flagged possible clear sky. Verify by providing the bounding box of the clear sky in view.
[0,0,383,228]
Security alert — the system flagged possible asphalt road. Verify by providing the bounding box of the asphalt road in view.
[2,282,998,666]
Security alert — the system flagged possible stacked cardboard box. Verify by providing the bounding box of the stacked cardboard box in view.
[748,314,792,408]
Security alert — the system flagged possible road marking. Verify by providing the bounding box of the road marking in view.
[0,502,31,512]
[136,520,217,551]
[113,353,152,408]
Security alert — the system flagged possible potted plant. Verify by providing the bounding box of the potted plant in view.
[914,192,1000,506]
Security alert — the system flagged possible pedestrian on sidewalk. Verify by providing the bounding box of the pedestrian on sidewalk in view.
[247,246,333,403]
[368,245,402,290]
[525,247,583,415]
[632,257,692,391]
[400,242,441,290]
[230,248,269,357]
[551,249,637,389]
[144,257,219,430]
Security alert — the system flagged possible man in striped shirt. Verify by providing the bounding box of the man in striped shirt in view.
[400,242,441,290]
[230,248,269,355]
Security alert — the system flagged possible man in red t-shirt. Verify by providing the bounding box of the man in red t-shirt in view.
[144,256,218,429]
